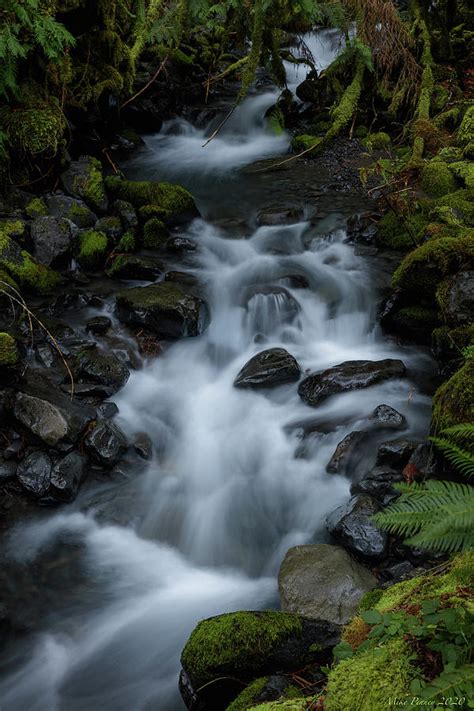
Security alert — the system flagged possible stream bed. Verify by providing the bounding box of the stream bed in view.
[0,38,436,711]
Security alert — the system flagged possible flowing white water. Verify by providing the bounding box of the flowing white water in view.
[0,32,434,711]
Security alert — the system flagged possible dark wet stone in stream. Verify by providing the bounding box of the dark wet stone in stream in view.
[73,347,130,394]
[86,315,112,335]
[84,420,128,467]
[96,401,119,419]
[95,216,123,241]
[234,348,301,389]
[326,494,388,560]
[106,254,164,280]
[16,451,52,497]
[369,404,407,430]
[326,431,367,474]
[50,451,86,502]
[13,388,95,447]
[116,282,208,339]
[256,207,304,226]
[278,544,377,625]
[376,439,418,467]
[298,359,406,407]
[164,271,200,287]
[133,432,153,460]
[46,195,97,228]
[30,216,73,267]
[350,466,402,505]
[35,344,55,368]
[166,236,198,253]
[0,459,17,482]
[60,156,108,213]
[439,271,474,326]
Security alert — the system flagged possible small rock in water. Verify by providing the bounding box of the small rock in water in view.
[50,452,86,502]
[166,236,197,253]
[84,420,128,467]
[234,348,301,389]
[256,207,304,226]
[133,432,153,460]
[298,359,406,407]
[369,404,407,430]
[96,401,119,419]
[326,494,388,559]
[86,316,112,335]
[278,543,377,625]
[350,466,402,506]
[376,439,418,468]
[17,451,52,497]
[73,347,130,394]
[326,431,366,474]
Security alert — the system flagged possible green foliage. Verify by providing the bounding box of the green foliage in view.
[0,331,18,366]
[374,424,474,553]
[0,0,75,98]
[421,160,458,198]
[76,229,108,271]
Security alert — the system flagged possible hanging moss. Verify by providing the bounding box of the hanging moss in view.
[0,332,19,367]
[409,16,434,166]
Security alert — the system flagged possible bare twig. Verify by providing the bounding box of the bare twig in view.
[201,105,237,147]
[120,57,168,110]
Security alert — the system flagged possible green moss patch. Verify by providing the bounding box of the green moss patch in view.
[181,611,303,688]
[0,232,60,294]
[25,197,48,219]
[76,230,108,271]
[432,356,474,430]
[421,160,458,198]
[0,332,19,366]
[457,105,474,146]
[434,189,474,226]
[376,211,428,249]
[228,677,269,711]
[105,176,196,223]
[143,218,169,248]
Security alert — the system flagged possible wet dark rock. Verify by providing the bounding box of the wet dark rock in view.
[0,459,17,482]
[50,452,86,502]
[326,494,388,560]
[277,274,309,289]
[106,254,164,280]
[379,560,415,583]
[95,216,123,242]
[116,283,209,339]
[376,439,418,467]
[166,236,198,253]
[298,359,406,407]
[46,195,97,228]
[234,348,301,389]
[243,286,300,332]
[73,347,130,394]
[164,271,200,287]
[35,344,55,368]
[278,544,376,625]
[295,70,327,104]
[96,401,119,419]
[61,382,114,398]
[60,156,108,213]
[84,420,128,467]
[179,611,340,711]
[30,216,73,267]
[13,388,94,447]
[369,404,407,430]
[85,316,112,335]
[133,432,153,460]
[326,431,366,474]
[350,466,402,505]
[111,199,138,232]
[256,207,304,226]
[440,271,474,326]
[16,451,52,497]
[346,212,379,245]
[407,443,439,479]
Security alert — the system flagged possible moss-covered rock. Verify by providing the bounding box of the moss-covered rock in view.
[105,176,198,225]
[432,356,474,430]
[61,156,108,213]
[376,211,428,249]
[434,189,474,226]
[46,195,97,229]
[421,160,458,198]
[324,639,415,711]
[363,131,391,151]
[106,254,163,280]
[449,161,474,190]
[390,306,441,343]
[228,678,269,711]
[0,218,27,242]
[457,104,474,146]
[0,332,19,366]
[116,231,136,253]
[76,230,108,271]
[250,699,318,710]
[291,134,321,151]
[0,232,60,294]
[143,218,169,248]
[392,232,474,294]
[432,325,474,363]
[25,197,48,219]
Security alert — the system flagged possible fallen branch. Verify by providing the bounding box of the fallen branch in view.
[201,104,237,147]
[120,57,168,110]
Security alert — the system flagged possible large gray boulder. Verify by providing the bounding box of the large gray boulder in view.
[298,359,406,407]
[234,348,301,389]
[116,282,208,339]
[30,216,73,267]
[13,390,94,447]
[278,544,377,625]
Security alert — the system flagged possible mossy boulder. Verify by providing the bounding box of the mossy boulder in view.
[449,161,474,190]
[421,160,458,198]
[143,218,169,249]
[229,676,304,711]
[25,197,48,219]
[363,132,391,151]
[432,325,474,364]
[0,218,27,242]
[61,156,108,213]
[106,254,163,280]
[116,282,209,339]
[392,232,474,294]
[75,230,108,271]
[431,356,474,430]
[180,611,340,711]
[95,216,123,242]
[376,211,428,249]
[436,271,474,325]
[433,189,474,226]
[457,105,474,146]
[116,231,136,253]
[389,306,441,344]
[0,232,60,294]
[0,332,19,366]
[46,195,97,229]
[105,176,198,225]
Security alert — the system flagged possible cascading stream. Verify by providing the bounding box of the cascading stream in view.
[0,31,434,711]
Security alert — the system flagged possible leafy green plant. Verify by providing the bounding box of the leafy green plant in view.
[374,424,474,553]
[0,0,75,98]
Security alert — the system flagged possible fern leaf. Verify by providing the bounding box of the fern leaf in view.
[418,664,474,700]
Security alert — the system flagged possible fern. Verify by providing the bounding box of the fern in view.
[374,425,474,553]
[418,663,474,700]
